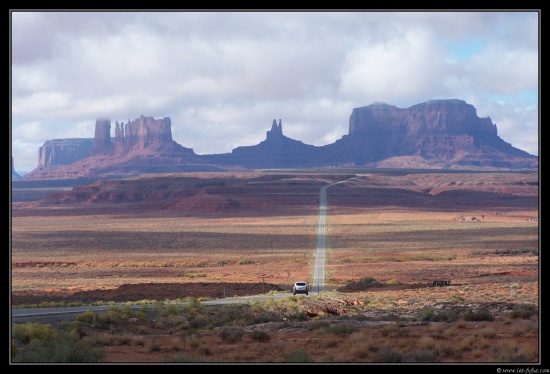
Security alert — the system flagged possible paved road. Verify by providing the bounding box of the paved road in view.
[12,294,292,321]
[311,177,357,294]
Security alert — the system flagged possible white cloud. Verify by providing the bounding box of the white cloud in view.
[339,27,449,106]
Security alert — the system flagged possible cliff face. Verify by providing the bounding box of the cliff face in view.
[93,119,112,155]
[348,100,497,137]
[23,115,201,180]
[37,138,95,167]
[345,99,500,161]
[92,115,180,156]
[327,99,535,168]
[20,99,538,181]
[114,115,174,153]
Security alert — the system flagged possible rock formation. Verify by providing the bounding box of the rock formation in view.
[20,99,538,181]
[267,119,283,139]
[203,119,320,168]
[37,138,95,167]
[114,115,174,152]
[326,99,536,168]
[22,115,202,180]
[93,115,177,155]
[93,118,112,155]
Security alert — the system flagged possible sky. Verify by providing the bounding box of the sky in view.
[10,10,539,173]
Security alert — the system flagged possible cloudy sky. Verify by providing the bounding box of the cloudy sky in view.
[10,10,539,173]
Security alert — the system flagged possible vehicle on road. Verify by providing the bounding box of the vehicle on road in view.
[293,281,309,295]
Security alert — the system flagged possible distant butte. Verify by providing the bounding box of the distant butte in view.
[20,99,538,181]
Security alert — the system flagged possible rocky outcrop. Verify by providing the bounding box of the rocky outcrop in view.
[22,115,205,180]
[114,115,174,153]
[267,119,283,139]
[348,100,497,137]
[37,138,95,167]
[203,119,321,168]
[205,100,537,170]
[93,115,177,155]
[93,119,112,155]
[20,99,538,181]
[322,99,537,168]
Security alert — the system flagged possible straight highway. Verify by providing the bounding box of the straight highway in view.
[311,177,357,294]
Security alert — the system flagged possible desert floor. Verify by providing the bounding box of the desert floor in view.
[11,170,540,363]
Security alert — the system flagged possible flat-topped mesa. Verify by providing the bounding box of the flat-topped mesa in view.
[38,138,95,166]
[349,99,497,137]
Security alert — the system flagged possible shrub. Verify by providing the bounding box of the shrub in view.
[405,350,439,362]
[146,339,162,353]
[187,297,202,309]
[419,307,435,321]
[159,314,188,329]
[438,345,456,357]
[249,330,271,342]
[251,313,279,324]
[184,334,201,348]
[12,323,58,344]
[325,323,359,336]
[12,331,104,363]
[491,342,530,362]
[449,294,465,303]
[463,308,495,322]
[500,352,529,362]
[81,332,112,346]
[372,349,404,362]
[350,344,370,359]
[75,308,129,328]
[283,349,315,363]
[320,337,339,348]
[164,304,179,316]
[307,320,331,331]
[434,310,460,322]
[76,310,98,325]
[104,307,130,323]
[358,277,378,285]
[386,278,401,285]
[219,327,245,343]
[188,315,209,329]
[197,346,211,356]
[507,304,537,319]
[480,328,497,339]
[58,321,84,339]
[419,307,459,322]
[165,353,217,363]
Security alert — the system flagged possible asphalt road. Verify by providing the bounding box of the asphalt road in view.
[11,293,293,323]
[312,177,357,294]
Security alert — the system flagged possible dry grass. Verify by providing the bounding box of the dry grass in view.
[11,210,538,297]
[11,214,319,291]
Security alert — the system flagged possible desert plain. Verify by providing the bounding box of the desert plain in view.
[10,169,540,363]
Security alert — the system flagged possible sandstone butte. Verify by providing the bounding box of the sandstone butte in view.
[17,99,538,181]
